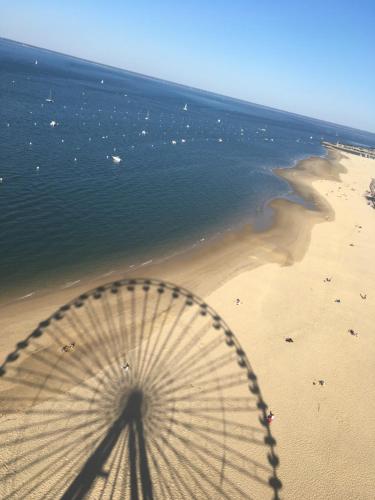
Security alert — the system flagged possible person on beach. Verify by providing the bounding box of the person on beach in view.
[267,411,275,424]
[62,342,75,353]
[122,362,130,371]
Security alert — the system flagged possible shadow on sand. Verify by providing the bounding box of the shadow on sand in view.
[0,278,282,499]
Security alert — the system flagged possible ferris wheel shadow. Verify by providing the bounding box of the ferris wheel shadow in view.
[61,389,153,500]
[0,278,282,499]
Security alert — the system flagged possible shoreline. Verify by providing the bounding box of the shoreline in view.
[0,149,336,309]
[0,150,341,355]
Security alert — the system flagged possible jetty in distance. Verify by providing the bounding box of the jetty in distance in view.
[322,140,375,159]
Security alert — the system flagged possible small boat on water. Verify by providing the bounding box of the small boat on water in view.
[112,155,122,164]
[45,90,54,103]
[183,103,188,111]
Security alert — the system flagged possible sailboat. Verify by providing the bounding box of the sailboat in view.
[183,103,188,111]
[45,90,54,103]
[112,155,122,164]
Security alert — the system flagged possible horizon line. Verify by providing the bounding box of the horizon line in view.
[1,36,374,136]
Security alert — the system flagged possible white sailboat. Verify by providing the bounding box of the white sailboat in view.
[183,103,188,111]
[112,155,122,164]
[45,90,54,103]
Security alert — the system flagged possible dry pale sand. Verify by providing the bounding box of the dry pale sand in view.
[0,150,374,498]
[205,152,375,499]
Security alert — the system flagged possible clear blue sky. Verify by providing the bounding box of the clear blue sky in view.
[1,0,374,132]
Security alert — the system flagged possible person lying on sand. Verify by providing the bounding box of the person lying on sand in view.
[62,342,75,353]
[323,277,332,282]
[122,362,130,371]
[360,293,367,300]
[348,329,358,337]
[313,380,325,386]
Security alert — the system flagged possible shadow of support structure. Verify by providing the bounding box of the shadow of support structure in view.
[62,389,153,500]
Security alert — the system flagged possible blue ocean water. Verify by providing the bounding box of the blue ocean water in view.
[1,38,375,298]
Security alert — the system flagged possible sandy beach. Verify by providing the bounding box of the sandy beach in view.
[1,149,374,498]
[207,152,375,498]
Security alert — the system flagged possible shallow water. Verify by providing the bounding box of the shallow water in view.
[1,38,375,297]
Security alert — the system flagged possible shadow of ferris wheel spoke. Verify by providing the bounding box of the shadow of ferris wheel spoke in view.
[0,278,282,499]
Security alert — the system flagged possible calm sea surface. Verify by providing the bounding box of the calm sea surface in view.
[1,38,375,298]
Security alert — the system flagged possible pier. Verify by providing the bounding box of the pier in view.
[322,141,375,159]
